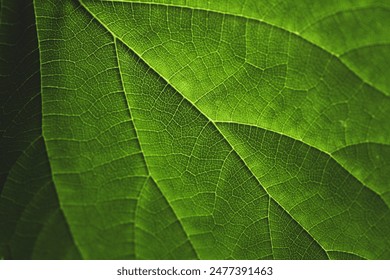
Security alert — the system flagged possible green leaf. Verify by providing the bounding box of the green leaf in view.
[0,0,80,259]
[1,0,389,259]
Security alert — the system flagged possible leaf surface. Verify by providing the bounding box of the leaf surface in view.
[0,0,80,259]
[1,0,389,259]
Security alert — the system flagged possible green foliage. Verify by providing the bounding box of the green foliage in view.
[1,0,389,259]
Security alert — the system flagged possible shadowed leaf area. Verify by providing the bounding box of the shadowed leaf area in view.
[0,0,389,259]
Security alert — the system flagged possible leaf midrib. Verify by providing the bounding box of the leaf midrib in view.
[78,0,338,258]
[81,4,389,209]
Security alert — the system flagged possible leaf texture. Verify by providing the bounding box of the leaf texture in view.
[0,0,389,259]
